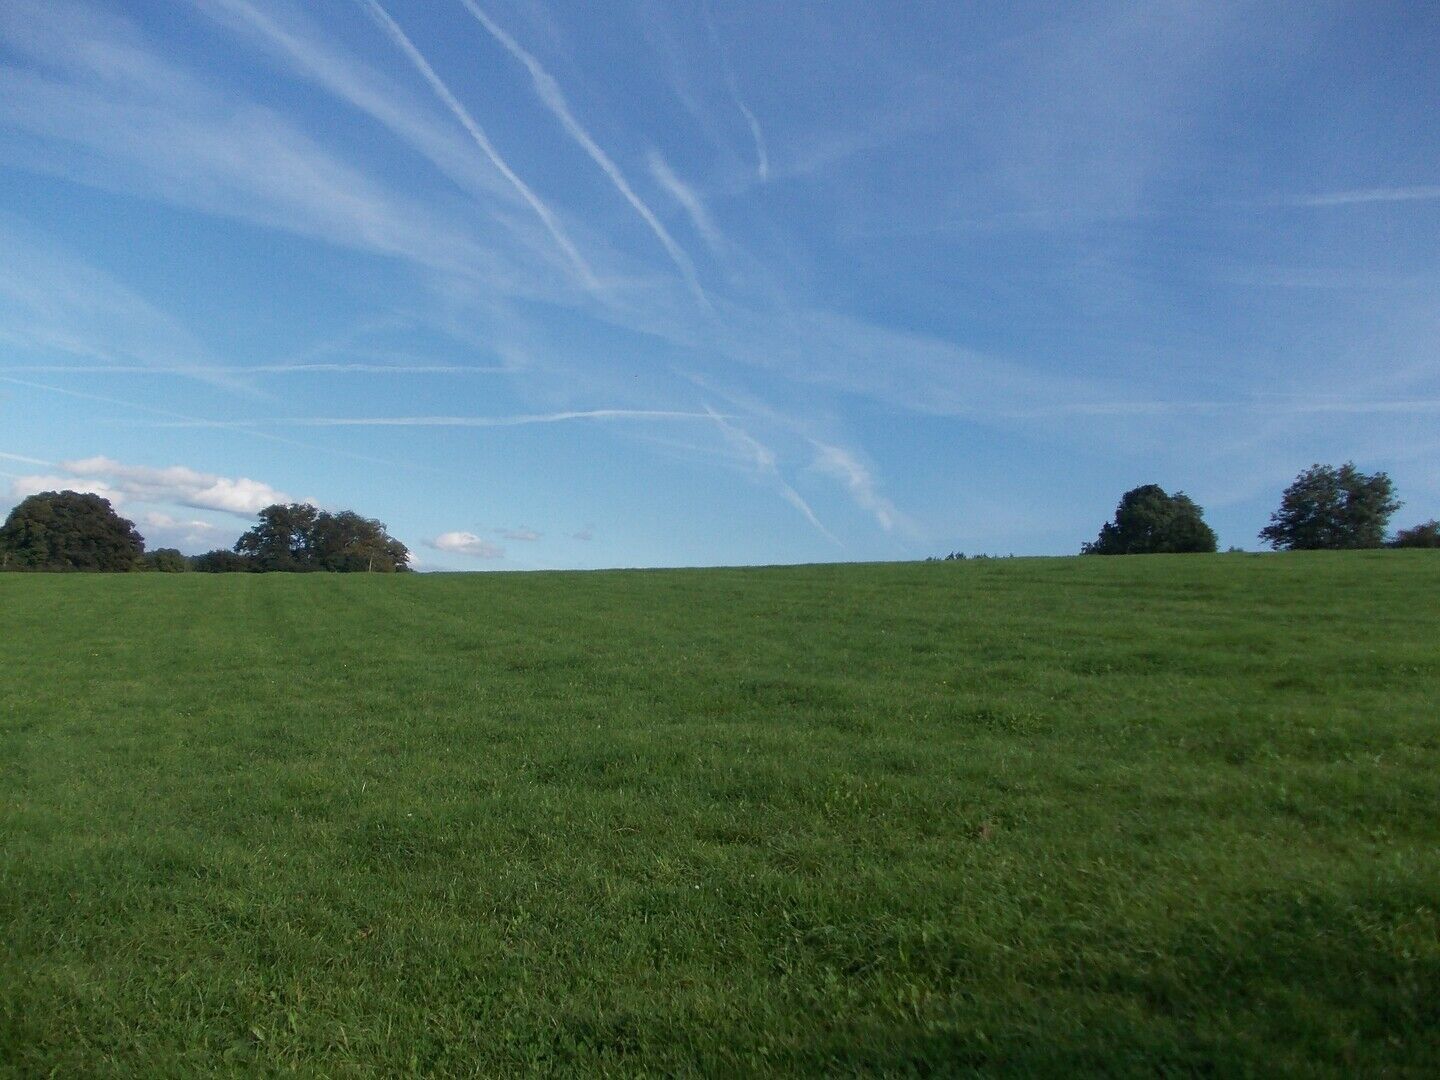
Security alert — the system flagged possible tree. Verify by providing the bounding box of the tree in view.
[234,502,319,571]
[233,503,410,572]
[1259,463,1399,550]
[0,491,145,571]
[1390,520,1440,549]
[1082,484,1217,555]
[307,510,411,572]
[142,548,188,572]
[192,549,252,573]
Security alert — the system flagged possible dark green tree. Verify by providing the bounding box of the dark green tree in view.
[1082,484,1218,555]
[191,549,252,573]
[308,510,411,572]
[0,491,145,571]
[1389,520,1439,549]
[234,502,320,571]
[1259,463,1399,550]
[232,503,409,572]
[142,548,189,572]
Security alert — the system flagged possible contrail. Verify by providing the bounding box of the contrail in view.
[647,150,725,256]
[455,0,711,308]
[0,375,405,468]
[358,0,596,286]
[1297,185,1440,207]
[0,364,509,375]
[143,409,725,428]
[702,405,839,545]
[703,0,768,181]
[0,450,54,467]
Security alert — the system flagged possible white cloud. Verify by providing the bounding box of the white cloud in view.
[145,409,723,429]
[496,526,540,542]
[457,0,708,306]
[647,150,726,257]
[810,441,904,533]
[430,531,504,558]
[1296,185,1440,208]
[703,405,839,545]
[0,222,240,390]
[0,363,508,375]
[138,511,232,549]
[571,528,593,541]
[0,450,52,466]
[11,456,292,516]
[701,0,769,181]
[0,2,539,292]
[10,473,124,506]
[358,0,595,286]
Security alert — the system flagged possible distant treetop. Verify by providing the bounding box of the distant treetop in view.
[234,503,410,572]
[1259,463,1399,551]
[1389,520,1439,549]
[0,490,145,572]
[0,492,410,573]
[1082,484,1217,555]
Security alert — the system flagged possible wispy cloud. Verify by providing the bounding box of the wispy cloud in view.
[0,221,244,391]
[702,0,768,182]
[496,526,540,541]
[0,55,504,284]
[0,363,509,375]
[358,0,596,287]
[0,450,53,467]
[192,0,512,203]
[10,455,292,516]
[647,150,726,256]
[455,0,708,306]
[703,405,838,544]
[1003,397,1440,419]
[1295,185,1440,207]
[809,441,905,533]
[429,530,504,558]
[138,510,234,549]
[145,409,723,429]
[0,375,410,468]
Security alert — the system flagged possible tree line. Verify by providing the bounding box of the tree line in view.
[1078,463,1436,555]
[0,491,410,573]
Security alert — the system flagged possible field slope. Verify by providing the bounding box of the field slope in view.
[2,554,1437,1075]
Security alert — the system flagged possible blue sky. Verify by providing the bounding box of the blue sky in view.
[1,0,1437,569]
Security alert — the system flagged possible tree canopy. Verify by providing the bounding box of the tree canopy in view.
[1389,520,1440,549]
[1082,484,1217,555]
[0,490,145,571]
[192,549,252,573]
[1259,463,1399,551]
[233,503,410,572]
[142,548,188,572]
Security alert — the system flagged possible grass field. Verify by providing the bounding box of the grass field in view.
[2,553,1437,1075]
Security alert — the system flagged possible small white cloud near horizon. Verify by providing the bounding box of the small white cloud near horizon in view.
[430,531,505,558]
[496,526,540,541]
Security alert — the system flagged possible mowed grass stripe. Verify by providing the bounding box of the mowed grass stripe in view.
[1,553,1437,1075]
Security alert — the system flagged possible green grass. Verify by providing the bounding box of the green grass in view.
[2,553,1437,1076]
